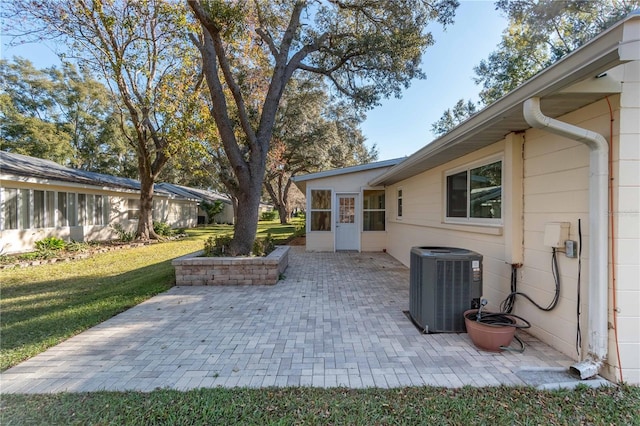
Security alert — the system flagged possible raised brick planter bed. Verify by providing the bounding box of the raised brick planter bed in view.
[172,245,290,286]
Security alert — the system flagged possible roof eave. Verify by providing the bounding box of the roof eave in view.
[370,14,639,187]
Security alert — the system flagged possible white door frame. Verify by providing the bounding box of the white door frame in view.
[335,193,360,251]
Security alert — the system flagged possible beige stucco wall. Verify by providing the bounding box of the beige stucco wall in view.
[304,167,392,252]
[386,92,639,384]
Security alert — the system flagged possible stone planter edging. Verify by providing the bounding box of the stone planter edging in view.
[172,245,290,286]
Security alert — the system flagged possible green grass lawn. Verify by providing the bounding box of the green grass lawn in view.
[0,220,301,371]
[2,385,639,425]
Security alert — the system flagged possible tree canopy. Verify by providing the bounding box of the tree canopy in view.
[5,0,204,240]
[1,58,137,177]
[190,0,459,254]
[432,0,639,136]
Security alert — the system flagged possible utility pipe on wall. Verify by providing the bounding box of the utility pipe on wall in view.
[523,97,609,379]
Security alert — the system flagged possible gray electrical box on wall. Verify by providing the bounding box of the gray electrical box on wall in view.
[409,247,482,333]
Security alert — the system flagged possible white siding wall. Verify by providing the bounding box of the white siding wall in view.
[616,61,640,384]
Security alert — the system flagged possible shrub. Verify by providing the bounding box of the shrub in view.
[34,237,66,252]
[260,210,278,221]
[111,223,136,242]
[252,233,275,257]
[153,221,173,237]
[203,234,233,257]
[201,200,224,224]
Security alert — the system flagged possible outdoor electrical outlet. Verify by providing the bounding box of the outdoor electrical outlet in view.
[565,240,577,258]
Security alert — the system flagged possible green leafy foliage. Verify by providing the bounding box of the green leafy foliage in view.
[111,223,136,242]
[260,210,278,221]
[200,200,225,224]
[34,237,66,252]
[252,233,275,257]
[203,234,233,257]
[153,221,174,237]
[476,0,640,105]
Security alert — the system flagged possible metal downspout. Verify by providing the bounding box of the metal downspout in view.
[523,97,608,379]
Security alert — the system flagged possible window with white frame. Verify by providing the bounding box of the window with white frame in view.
[446,158,502,223]
[363,189,385,231]
[397,188,403,219]
[128,198,140,220]
[3,188,18,230]
[310,189,331,231]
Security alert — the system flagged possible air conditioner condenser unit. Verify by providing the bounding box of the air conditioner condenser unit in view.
[409,246,482,333]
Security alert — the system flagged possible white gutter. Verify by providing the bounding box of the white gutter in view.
[523,97,608,379]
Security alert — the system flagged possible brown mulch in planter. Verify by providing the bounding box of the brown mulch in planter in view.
[287,236,306,246]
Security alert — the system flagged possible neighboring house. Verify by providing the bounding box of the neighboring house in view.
[293,13,640,385]
[0,151,199,254]
[157,183,235,225]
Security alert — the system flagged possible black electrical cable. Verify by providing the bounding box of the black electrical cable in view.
[506,248,561,312]
[499,264,518,313]
[576,219,583,356]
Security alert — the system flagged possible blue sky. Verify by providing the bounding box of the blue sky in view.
[2,1,508,162]
[361,1,508,160]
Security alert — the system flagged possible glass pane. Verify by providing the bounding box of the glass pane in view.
[34,190,45,228]
[364,211,385,231]
[310,211,331,231]
[470,161,502,219]
[57,192,68,227]
[3,188,18,230]
[95,195,103,225]
[21,189,30,229]
[311,190,331,210]
[339,197,355,224]
[78,194,87,225]
[68,193,77,226]
[45,191,55,227]
[363,190,385,210]
[447,171,467,217]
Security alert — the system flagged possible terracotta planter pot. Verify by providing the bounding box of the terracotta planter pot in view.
[464,309,516,352]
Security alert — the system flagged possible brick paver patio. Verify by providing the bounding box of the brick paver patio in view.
[1,247,574,393]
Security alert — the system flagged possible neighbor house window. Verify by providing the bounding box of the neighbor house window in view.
[446,159,502,223]
[45,191,55,227]
[78,194,87,226]
[21,189,30,229]
[68,193,77,226]
[310,189,331,231]
[94,195,104,225]
[397,188,403,218]
[363,189,385,231]
[128,199,140,220]
[57,192,68,227]
[3,188,18,230]
[34,190,45,228]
